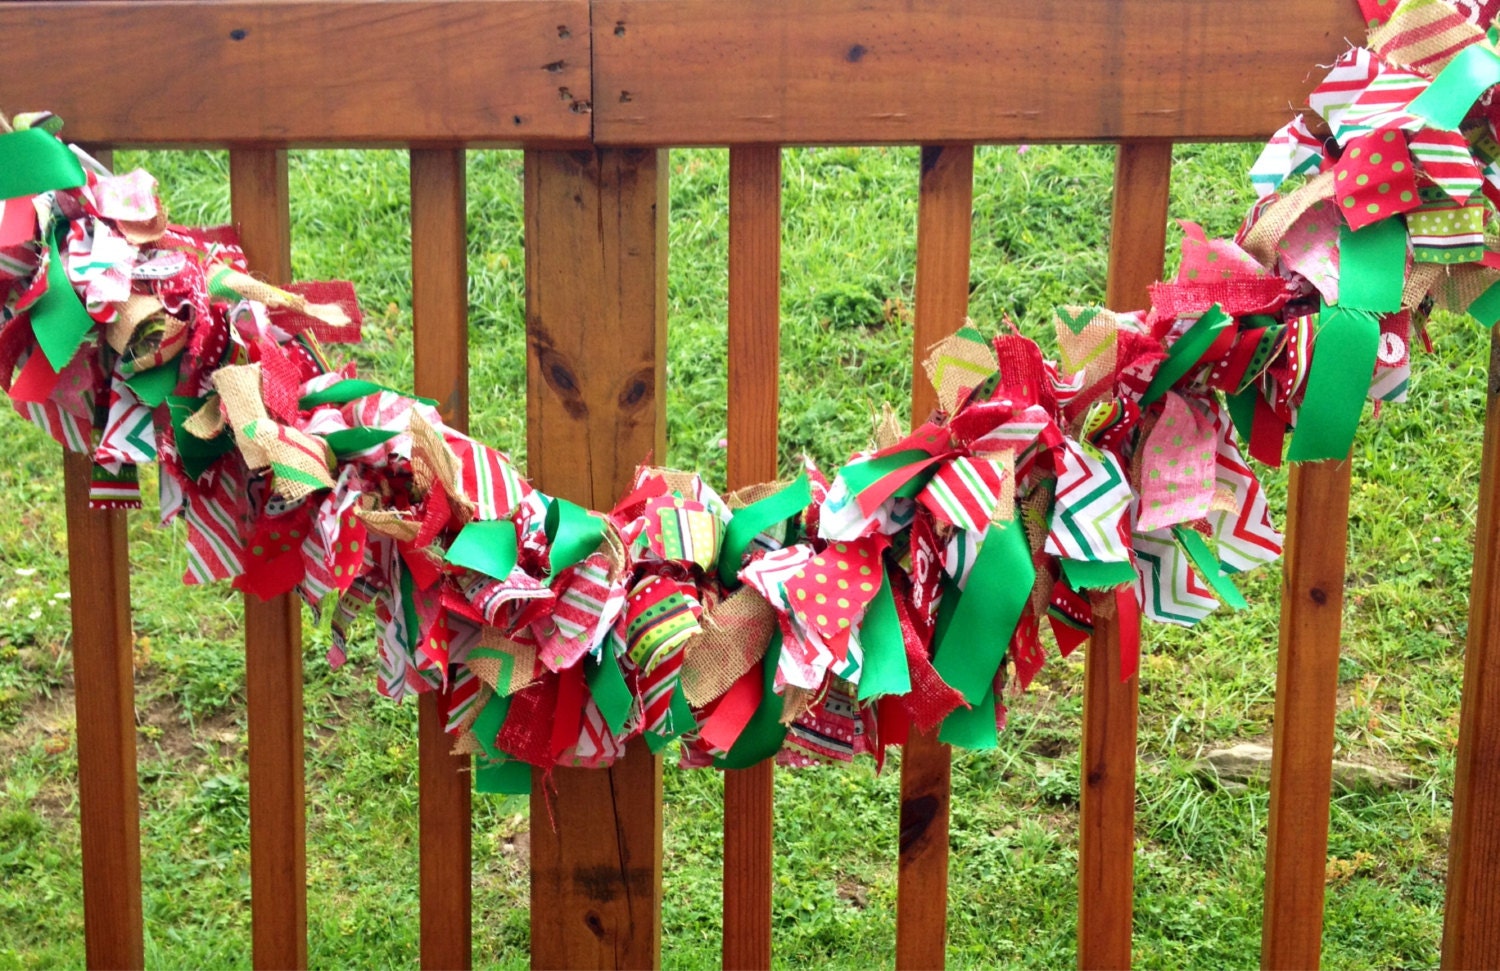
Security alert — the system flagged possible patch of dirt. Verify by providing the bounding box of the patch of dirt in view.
[836,874,869,909]
[0,684,78,820]
[136,694,240,763]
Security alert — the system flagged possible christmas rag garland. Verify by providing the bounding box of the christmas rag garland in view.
[6,0,1500,792]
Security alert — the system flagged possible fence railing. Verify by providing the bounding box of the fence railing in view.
[7,0,1500,968]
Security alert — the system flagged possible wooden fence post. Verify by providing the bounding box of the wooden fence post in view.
[411,147,474,970]
[229,147,309,971]
[1442,326,1500,969]
[524,148,667,970]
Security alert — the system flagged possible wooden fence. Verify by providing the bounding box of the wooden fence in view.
[5,0,1500,967]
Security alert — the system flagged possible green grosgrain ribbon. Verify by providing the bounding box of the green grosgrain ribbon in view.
[1470,281,1500,327]
[445,519,519,580]
[1285,300,1380,462]
[544,497,606,579]
[838,447,945,513]
[585,646,633,736]
[1171,524,1248,609]
[1337,220,1405,313]
[713,630,788,770]
[322,426,400,458]
[931,518,1034,706]
[1059,557,1136,591]
[1141,304,1232,406]
[168,395,236,480]
[126,362,181,409]
[34,222,96,372]
[718,472,812,588]
[1408,42,1500,131]
[475,759,532,795]
[0,128,86,201]
[938,686,999,749]
[856,564,911,702]
[297,378,438,410]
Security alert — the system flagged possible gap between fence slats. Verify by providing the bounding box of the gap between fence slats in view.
[1261,459,1352,969]
[411,147,474,971]
[1443,329,1500,969]
[524,148,667,970]
[722,144,782,971]
[1079,139,1173,971]
[229,147,309,971]
[896,142,973,971]
[64,313,145,966]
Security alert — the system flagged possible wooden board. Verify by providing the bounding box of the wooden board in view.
[0,1,590,147]
[1443,327,1500,969]
[410,147,474,970]
[1261,459,1353,970]
[524,148,667,970]
[63,444,145,970]
[722,144,781,971]
[896,143,973,971]
[1078,140,1172,971]
[593,0,1364,146]
[230,147,309,971]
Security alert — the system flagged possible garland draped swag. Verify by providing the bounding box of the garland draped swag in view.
[3,0,1499,792]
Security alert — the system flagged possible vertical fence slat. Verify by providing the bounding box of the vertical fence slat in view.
[722,143,781,971]
[1078,139,1172,971]
[229,147,309,971]
[524,147,667,970]
[896,142,973,971]
[1443,329,1500,969]
[65,337,145,968]
[411,147,474,971]
[1261,459,1352,969]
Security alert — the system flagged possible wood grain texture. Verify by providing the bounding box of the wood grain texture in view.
[897,143,973,971]
[0,1,590,147]
[593,0,1363,146]
[230,148,309,971]
[1078,140,1172,971]
[1261,459,1353,970]
[64,447,145,971]
[1443,328,1500,970]
[524,148,667,970]
[722,144,781,971]
[411,148,474,971]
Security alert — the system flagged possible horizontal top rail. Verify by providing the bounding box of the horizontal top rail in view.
[6,0,1363,147]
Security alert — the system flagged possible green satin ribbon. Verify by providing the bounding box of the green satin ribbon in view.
[0,128,86,201]
[931,518,1034,706]
[297,378,438,410]
[1172,525,1248,609]
[856,564,911,701]
[168,395,236,480]
[1470,281,1500,327]
[470,690,513,762]
[1059,557,1135,591]
[1286,301,1379,462]
[718,472,811,587]
[323,427,400,458]
[1408,43,1500,131]
[938,686,999,749]
[126,362,181,408]
[713,631,788,770]
[1141,304,1231,406]
[586,647,632,736]
[1225,388,1257,448]
[544,497,606,579]
[445,519,519,580]
[838,447,944,511]
[475,758,532,795]
[1337,221,1405,313]
[34,222,95,372]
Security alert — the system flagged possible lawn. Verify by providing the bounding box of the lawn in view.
[0,141,1482,968]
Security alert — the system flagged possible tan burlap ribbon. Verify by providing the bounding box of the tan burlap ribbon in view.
[211,363,335,500]
[408,409,477,522]
[1241,170,1338,268]
[923,324,999,414]
[680,585,778,706]
[1370,0,1484,75]
[212,265,352,329]
[105,293,165,354]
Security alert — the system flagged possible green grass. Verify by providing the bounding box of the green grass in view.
[0,142,1483,968]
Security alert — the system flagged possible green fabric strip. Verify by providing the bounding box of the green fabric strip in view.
[938,686,999,749]
[34,224,95,372]
[475,758,532,795]
[1226,389,1257,448]
[544,497,606,578]
[1408,43,1500,131]
[714,631,788,770]
[856,564,911,701]
[1060,557,1136,591]
[932,519,1034,705]
[718,472,811,587]
[444,520,519,580]
[297,379,438,410]
[0,128,86,200]
[1141,305,1231,405]
[585,648,633,737]
[168,396,236,480]
[1172,525,1249,610]
[1470,280,1500,327]
[645,685,697,754]
[125,361,180,408]
[1337,220,1406,313]
[323,427,399,458]
[1286,302,1379,462]
[470,691,513,761]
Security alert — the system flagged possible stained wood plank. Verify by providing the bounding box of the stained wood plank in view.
[1079,140,1172,971]
[64,444,145,970]
[524,147,667,970]
[1442,329,1500,970]
[722,144,781,971]
[593,0,1363,146]
[0,1,589,147]
[896,143,973,971]
[411,147,474,971]
[1261,459,1353,970]
[229,147,308,971]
